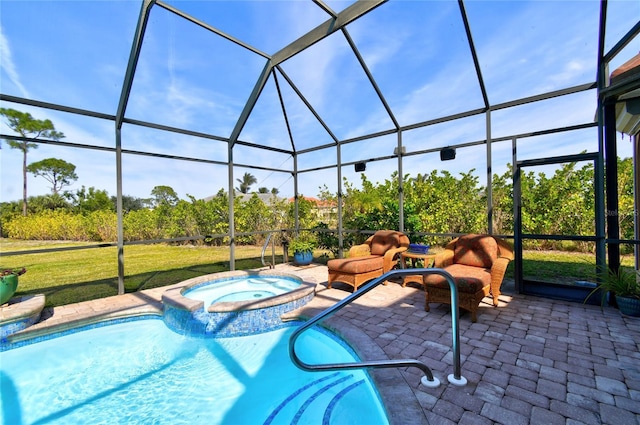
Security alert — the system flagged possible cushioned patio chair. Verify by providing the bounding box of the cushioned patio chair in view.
[327,230,409,292]
[423,234,513,322]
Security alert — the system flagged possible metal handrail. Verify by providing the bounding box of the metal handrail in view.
[289,268,467,387]
[260,232,276,268]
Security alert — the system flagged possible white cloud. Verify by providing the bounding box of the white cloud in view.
[468,2,600,104]
[0,26,29,98]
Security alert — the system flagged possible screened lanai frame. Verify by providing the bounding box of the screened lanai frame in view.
[1,0,639,297]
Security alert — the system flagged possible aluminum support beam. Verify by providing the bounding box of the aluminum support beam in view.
[512,138,522,293]
[116,0,154,129]
[229,61,273,149]
[397,132,404,232]
[228,144,236,270]
[486,110,493,233]
[294,156,299,232]
[273,72,296,152]
[635,134,640,270]
[155,0,269,58]
[459,0,489,108]
[604,102,621,272]
[312,0,338,18]
[271,0,387,66]
[337,144,344,257]
[342,28,399,129]
[113,0,155,294]
[276,66,339,144]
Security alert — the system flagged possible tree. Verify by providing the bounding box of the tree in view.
[150,185,179,207]
[149,186,179,234]
[617,157,636,246]
[257,186,280,195]
[27,158,77,194]
[0,108,65,215]
[25,194,70,213]
[72,186,113,213]
[235,172,257,194]
[112,195,146,213]
[235,193,271,244]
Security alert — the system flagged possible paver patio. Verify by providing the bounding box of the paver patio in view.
[7,263,640,425]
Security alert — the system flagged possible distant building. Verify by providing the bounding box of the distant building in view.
[203,191,284,206]
[288,196,338,225]
[201,193,337,224]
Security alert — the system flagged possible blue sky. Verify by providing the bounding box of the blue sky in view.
[1,0,638,203]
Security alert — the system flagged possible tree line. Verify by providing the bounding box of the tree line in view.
[1,108,636,252]
[328,157,635,252]
[0,109,281,212]
[1,157,635,253]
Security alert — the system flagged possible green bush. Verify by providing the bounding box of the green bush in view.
[86,210,117,241]
[315,223,340,257]
[123,209,163,241]
[5,210,89,240]
[1,157,635,253]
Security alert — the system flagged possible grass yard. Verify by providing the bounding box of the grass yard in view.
[1,240,281,307]
[1,239,636,308]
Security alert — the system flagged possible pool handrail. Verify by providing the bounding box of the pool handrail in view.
[289,268,467,387]
[261,232,276,268]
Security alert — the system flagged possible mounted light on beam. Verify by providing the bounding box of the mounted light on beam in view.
[440,147,456,161]
[354,162,366,172]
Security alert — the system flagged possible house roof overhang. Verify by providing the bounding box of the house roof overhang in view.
[610,52,640,135]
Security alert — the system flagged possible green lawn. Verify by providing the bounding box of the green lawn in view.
[1,240,282,307]
[1,239,636,308]
[515,250,635,284]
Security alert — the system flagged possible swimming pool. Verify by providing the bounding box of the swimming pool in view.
[0,318,389,424]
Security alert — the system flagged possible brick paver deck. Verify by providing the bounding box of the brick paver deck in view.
[6,263,640,424]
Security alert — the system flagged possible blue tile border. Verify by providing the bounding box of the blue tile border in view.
[0,314,163,351]
[0,294,46,345]
[0,313,40,344]
[163,291,314,337]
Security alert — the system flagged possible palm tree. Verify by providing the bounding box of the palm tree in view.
[235,172,257,194]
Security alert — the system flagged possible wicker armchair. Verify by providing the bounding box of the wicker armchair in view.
[423,234,513,322]
[327,230,409,292]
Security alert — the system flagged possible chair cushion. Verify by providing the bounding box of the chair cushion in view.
[424,263,491,293]
[328,256,384,274]
[370,231,403,256]
[453,234,498,269]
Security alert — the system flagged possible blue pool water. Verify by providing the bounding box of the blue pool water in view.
[184,276,301,305]
[0,318,388,424]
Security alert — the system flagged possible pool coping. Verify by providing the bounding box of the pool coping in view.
[3,286,168,345]
[162,269,316,313]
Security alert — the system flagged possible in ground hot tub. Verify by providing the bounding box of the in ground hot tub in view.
[162,270,316,337]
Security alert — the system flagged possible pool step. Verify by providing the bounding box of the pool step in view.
[264,372,366,425]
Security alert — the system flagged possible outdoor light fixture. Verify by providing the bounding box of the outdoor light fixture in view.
[440,147,456,161]
[354,162,366,172]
